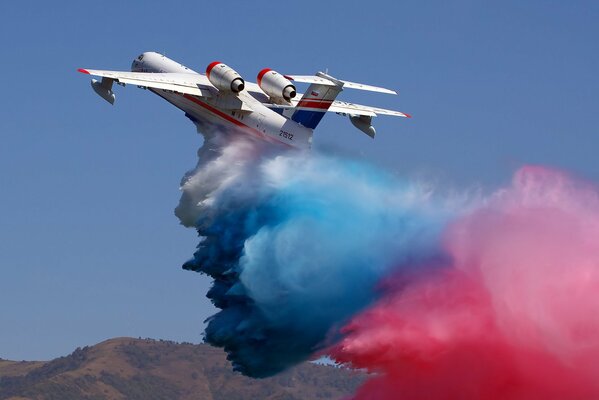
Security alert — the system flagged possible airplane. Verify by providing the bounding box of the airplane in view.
[78,52,411,150]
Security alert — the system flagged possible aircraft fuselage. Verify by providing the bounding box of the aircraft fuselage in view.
[131,52,313,149]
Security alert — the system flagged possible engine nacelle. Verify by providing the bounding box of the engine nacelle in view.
[257,68,296,101]
[206,61,245,92]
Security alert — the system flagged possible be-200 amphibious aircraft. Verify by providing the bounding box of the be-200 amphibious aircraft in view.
[78,52,410,149]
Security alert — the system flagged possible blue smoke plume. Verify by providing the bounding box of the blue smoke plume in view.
[176,134,452,377]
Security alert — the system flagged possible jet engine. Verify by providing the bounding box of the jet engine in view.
[257,68,296,101]
[206,61,245,92]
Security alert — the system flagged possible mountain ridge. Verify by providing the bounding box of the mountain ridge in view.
[0,337,364,400]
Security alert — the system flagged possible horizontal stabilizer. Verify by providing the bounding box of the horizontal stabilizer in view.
[284,72,397,95]
[283,75,338,86]
[338,80,397,95]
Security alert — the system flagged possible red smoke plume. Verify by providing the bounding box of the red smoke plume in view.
[330,167,599,399]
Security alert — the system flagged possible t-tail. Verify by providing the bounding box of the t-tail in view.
[279,71,408,137]
[289,72,344,129]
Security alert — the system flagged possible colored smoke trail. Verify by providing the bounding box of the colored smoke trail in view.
[176,134,454,377]
[330,166,599,399]
[177,134,599,396]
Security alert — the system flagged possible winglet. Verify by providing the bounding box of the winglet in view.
[77,68,90,74]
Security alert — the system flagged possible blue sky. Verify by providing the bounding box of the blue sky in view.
[0,1,598,361]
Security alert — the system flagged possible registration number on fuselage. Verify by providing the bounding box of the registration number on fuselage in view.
[279,130,294,141]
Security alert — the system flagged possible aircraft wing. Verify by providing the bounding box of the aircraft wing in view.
[328,101,411,118]
[263,99,410,118]
[78,69,214,98]
[243,81,269,102]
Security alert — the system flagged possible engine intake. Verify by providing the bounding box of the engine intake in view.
[257,68,296,101]
[206,61,245,92]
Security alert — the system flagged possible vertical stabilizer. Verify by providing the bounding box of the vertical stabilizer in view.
[290,72,343,129]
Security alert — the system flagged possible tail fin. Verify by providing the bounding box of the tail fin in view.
[289,72,343,129]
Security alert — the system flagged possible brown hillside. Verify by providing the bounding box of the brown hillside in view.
[0,337,365,400]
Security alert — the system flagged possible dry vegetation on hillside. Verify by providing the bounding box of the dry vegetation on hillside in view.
[0,338,365,400]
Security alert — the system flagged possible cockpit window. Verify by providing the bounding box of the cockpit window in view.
[137,54,144,61]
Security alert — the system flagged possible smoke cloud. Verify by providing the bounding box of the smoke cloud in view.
[330,166,599,398]
[177,134,452,377]
[178,134,599,398]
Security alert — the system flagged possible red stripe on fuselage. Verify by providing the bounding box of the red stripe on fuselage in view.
[180,94,291,147]
[183,94,246,128]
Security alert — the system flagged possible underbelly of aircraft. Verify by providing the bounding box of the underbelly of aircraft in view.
[150,89,310,149]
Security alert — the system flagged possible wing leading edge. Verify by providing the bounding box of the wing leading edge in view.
[78,69,214,98]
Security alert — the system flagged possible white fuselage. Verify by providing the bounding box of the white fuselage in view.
[131,52,313,149]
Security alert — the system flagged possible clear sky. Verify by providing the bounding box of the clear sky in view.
[0,0,598,361]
